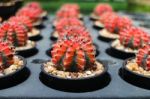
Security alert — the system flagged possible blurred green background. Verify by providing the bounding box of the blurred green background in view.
[24,0,150,14]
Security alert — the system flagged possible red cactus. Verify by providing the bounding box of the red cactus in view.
[94,4,113,16]
[136,45,150,70]
[9,16,33,32]
[104,16,132,34]
[0,41,14,70]
[119,27,150,49]
[55,18,83,33]
[17,7,41,22]
[0,22,28,47]
[61,3,80,11]
[51,38,96,71]
[99,12,117,24]
[56,3,80,19]
[56,8,79,18]
[26,2,42,10]
[58,26,91,40]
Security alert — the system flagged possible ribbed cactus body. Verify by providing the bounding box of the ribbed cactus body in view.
[9,16,33,32]
[56,18,83,33]
[94,4,113,16]
[58,26,91,40]
[99,12,117,24]
[136,45,150,70]
[104,16,132,34]
[17,7,41,22]
[0,22,28,47]
[0,41,14,70]
[120,27,150,49]
[51,38,95,71]
[56,3,80,18]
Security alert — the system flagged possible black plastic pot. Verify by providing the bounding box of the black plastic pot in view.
[79,14,84,20]
[0,2,16,20]
[33,20,44,29]
[0,55,30,89]
[17,48,38,58]
[14,0,23,12]
[40,11,48,20]
[16,42,38,58]
[29,35,43,41]
[50,33,58,41]
[98,35,116,42]
[140,22,150,28]
[89,13,99,21]
[93,21,104,30]
[120,57,150,89]
[40,60,109,92]
[98,30,118,42]
[106,42,135,59]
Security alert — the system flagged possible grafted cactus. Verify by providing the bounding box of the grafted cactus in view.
[0,22,28,47]
[0,41,14,70]
[51,37,96,72]
[136,45,150,70]
[94,4,113,16]
[119,27,150,49]
[104,16,132,34]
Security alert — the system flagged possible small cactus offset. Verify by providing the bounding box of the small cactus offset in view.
[51,37,96,72]
[104,16,132,34]
[0,22,28,47]
[9,16,33,32]
[136,45,150,70]
[0,41,14,70]
[119,27,150,49]
[94,4,113,16]
[55,18,83,33]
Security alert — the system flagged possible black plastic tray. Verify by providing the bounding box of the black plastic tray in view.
[0,15,150,99]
